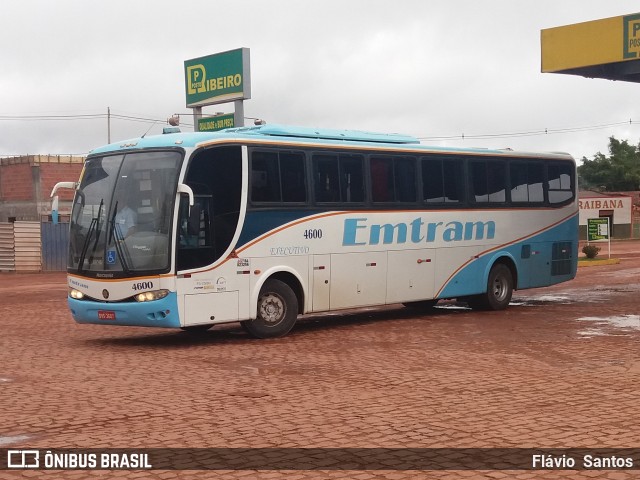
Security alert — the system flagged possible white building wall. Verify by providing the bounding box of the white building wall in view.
[578,196,632,226]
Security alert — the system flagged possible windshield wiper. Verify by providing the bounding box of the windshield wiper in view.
[76,199,105,273]
[112,220,132,274]
[107,200,118,245]
[93,199,104,248]
[86,199,104,267]
[77,218,97,273]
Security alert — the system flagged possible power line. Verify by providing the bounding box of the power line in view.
[420,120,638,141]
[0,114,105,121]
[0,112,638,142]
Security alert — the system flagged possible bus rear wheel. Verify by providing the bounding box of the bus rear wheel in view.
[242,279,298,339]
[468,263,513,311]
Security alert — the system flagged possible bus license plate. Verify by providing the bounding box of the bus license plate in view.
[98,310,116,320]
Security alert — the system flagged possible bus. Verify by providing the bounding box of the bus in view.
[53,124,578,338]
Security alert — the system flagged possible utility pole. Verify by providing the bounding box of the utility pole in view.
[107,107,111,143]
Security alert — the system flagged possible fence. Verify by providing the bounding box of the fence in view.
[0,221,69,272]
[0,222,15,271]
[41,222,69,271]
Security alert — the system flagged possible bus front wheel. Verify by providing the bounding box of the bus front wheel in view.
[468,263,513,311]
[242,279,298,339]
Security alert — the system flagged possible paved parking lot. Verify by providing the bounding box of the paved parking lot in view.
[1,242,640,479]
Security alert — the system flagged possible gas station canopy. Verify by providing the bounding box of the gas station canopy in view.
[541,13,640,82]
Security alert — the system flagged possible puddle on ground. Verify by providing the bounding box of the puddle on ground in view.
[577,315,640,337]
[513,284,640,307]
[0,434,33,446]
[511,293,577,306]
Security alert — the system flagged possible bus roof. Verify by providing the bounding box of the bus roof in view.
[89,124,574,160]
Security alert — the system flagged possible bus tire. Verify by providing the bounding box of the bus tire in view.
[468,263,513,311]
[242,279,298,339]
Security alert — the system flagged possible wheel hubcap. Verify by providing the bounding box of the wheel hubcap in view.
[259,293,284,324]
[493,276,508,301]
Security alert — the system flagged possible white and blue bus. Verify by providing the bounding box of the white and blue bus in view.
[55,124,578,338]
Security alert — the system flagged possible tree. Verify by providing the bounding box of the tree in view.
[578,137,640,191]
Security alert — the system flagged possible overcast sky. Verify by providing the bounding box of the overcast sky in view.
[1,0,638,161]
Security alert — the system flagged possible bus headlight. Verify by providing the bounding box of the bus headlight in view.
[69,288,85,300]
[134,289,170,302]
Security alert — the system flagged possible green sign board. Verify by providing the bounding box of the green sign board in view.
[587,217,610,241]
[184,48,251,108]
[198,114,235,132]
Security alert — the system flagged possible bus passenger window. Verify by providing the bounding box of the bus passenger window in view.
[371,157,393,202]
[443,160,465,202]
[251,150,306,203]
[470,160,506,203]
[395,157,416,202]
[470,161,489,202]
[422,157,465,204]
[251,152,281,202]
[510,162,544,203]
[510,163,529,202]
[313,154,364,203]
[371,156,416,203]
[422,158,445,203]
[340,155,364,202]
[314,155,340,202]
[487,161,506,202]
[280,153,306,202]
[527,163,545,202]
[547,162,574,204]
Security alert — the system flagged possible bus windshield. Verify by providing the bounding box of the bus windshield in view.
[68,150,183,275]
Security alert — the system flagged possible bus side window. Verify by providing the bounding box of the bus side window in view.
[371,156,416,203]
[395,157,417,202]
[251,150,306,203]
[470,160,506,204]
[251,151,280,202]
[280,152,306,202]
[547,162,574,204]
[371,157,393,202]
[314,154,340,202]
[422,158,445,203]
[339,154,364,202]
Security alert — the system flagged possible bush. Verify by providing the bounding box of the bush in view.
[582,244,601,259]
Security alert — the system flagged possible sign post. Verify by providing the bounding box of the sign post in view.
[587,217,611,258]
[184,48,251,130]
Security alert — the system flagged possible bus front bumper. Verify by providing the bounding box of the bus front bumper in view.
[68,292,181,328]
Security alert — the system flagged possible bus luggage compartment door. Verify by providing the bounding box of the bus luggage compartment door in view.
[330,251,387,309]
[311,255,331,312]
[386,249,436,303]
[184,291,239,325]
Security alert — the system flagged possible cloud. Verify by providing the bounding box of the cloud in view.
[1,0,639,160]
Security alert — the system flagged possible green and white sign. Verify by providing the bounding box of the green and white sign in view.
[198,114,235,132]
[184,48,251,108]
[587,217,609,241]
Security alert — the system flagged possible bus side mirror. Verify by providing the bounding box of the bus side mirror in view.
[49,181,77,225]
[51,196,60,224]
[177,183,195,214]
